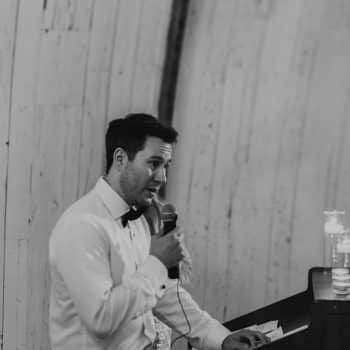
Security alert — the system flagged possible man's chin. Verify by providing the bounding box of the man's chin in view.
[136,196,154,209]
[134,190,159,208]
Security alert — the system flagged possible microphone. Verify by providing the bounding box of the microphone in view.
[160,203,179,279]
[161,203,178,235]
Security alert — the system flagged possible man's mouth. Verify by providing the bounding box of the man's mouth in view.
[145,187,159,196]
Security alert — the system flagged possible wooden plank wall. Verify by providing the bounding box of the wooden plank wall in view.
[0,1,19,345]
[0,0,172,349]
[3,1,350,350]
[167,0,350,324]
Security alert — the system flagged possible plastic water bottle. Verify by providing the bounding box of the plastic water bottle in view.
[324,211,345,267]
[337,230,350,267]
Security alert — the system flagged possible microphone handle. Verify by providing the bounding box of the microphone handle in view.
[163,219,176,234]
[162,218,179,279]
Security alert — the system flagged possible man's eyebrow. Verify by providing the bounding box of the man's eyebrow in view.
[148,156,172,162]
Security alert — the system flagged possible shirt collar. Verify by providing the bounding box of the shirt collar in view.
[93,177,130,220]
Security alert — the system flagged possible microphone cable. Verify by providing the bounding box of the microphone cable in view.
[171,278,192,348]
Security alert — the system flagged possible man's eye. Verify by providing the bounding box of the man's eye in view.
[149,161,161,169]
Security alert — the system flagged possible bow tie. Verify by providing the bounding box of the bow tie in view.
[121,208,144,227]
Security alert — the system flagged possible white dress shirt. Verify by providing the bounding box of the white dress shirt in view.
[49,178,230,350]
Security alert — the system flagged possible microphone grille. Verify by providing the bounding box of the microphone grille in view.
[161,203,177,221]
[161,202,176,213]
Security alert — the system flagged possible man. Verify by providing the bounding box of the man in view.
[49,113,269,349]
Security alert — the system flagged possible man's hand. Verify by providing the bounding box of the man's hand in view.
[222,329,270,350]
[150,227,186,268]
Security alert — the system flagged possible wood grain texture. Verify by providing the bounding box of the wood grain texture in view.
[0,0,19,346]
[167,0,350,329]
[1,0,172,349]
[76,0,119,196]
[3,1,44,348]
[107,0,172,120]
[6,1,350,349]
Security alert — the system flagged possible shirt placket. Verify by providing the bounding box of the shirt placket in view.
[126,223,140,271]
[126,222,161,349]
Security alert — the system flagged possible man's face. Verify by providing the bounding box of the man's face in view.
[120,136,172,207]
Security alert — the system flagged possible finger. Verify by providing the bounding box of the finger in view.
[223,338,249,350]
[240,330,266,347]
[249,330,270,345]
[236,343,249,350]
[178,245,186,257]
[172,227,184,239]
[174,232,184,242]
[166,231,181,243]
[254,332,270,345]
[182,245,191,255]
[239,334,255,347]
[167,229,181,240]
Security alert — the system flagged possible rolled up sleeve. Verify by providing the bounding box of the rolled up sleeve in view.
[153,282,230,350]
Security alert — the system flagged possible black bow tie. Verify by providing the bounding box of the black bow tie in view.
[121,208,144,227]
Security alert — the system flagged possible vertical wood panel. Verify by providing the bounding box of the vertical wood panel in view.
[4,0,96,346]
[266,0,327,303]
[77,0,120,196]
[129,0,171,112]
[168,0,350,327]
[187,0,240,317]
[291,0,350,291]
[1,1,172,349]
[108,0,172,119]
[5,1,87,349]
[3,0,44,347]
[25,105,83,348]
[168,0,219,309]
[0,1,18,346]
[107,0,144,118]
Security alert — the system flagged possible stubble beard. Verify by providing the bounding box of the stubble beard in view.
[120,170,151,209]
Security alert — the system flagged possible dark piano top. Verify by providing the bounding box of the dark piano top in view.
[221,267,350,350]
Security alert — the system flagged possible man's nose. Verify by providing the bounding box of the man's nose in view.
[154,167,167,183]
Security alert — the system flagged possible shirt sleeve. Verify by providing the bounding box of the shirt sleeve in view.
[50,215,168,338]
[153,280,231,350]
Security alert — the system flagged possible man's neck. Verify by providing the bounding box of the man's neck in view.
[103,174,130,206]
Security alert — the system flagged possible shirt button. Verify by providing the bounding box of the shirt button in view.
[161,284,166,289]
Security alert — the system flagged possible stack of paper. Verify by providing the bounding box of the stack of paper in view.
[246,320,308,342]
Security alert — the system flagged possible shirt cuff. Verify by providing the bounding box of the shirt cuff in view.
[138,255,168,296]
[202,322,231,350]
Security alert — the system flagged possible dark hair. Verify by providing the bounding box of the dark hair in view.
[105,113,178,173]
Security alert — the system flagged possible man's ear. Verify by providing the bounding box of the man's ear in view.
[113,148,128,169]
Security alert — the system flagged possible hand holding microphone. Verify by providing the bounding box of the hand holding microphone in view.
[150,203,192,283]
[150,226,185,269]
[160,203,180,279]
